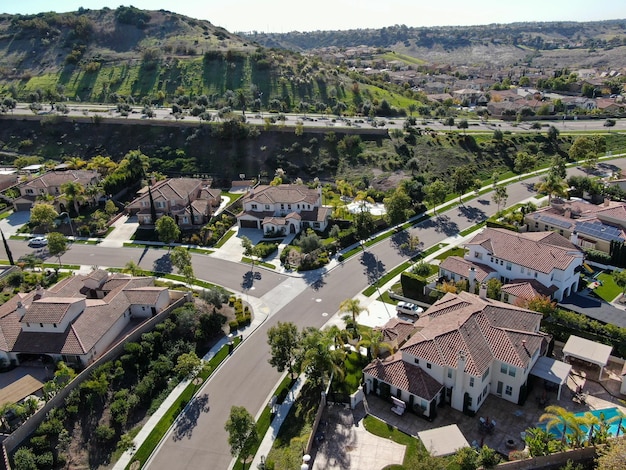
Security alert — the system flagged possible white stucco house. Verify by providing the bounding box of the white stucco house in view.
[439,227,584,302]
[237,184,332,235]
[0,270,177,367]
[363,291,549,418]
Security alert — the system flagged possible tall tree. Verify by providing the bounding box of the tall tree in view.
[30,203,58,232]
[148,185,157,224]
[339,298,368,324]
[61,181,86,216]
[224,406,258,467]
[384,187,411,226]
[424,180,448,214]
[267,322,301,380]
[452,165,476,204]
[534,173,568,202]
[47,232,68,268]
[492,185,508,212]
[539,405,579,446]
[155,216,180,247]
[514,151,536,175]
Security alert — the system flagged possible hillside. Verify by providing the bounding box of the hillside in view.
[242,20,626,68]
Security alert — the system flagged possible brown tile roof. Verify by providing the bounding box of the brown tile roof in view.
[439,257,495,282]
[466,228,582,274]
[501,279,558,300]
[363,354,444,400]
[376,318,414,347]
[128,178,218,210]
[23,170,99,190]
[21,298,84,324]
[401,292,545,376]
[243,184,320,205]
[123,287,167,305]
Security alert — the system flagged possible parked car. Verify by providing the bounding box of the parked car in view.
[396,301,423,316]
[28,236,48,247]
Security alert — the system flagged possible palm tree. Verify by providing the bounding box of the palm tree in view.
[539,405,579,446]
[339,298,368,324]
[300,327,346,388]
[60,181,86,216]
[581,411,601,444]
[358,329,394,360]
[534,173,568,202]
[124,260,141,276]
[606,408,626,438]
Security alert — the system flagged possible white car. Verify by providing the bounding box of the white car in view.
[28,236,48,247]
[396,301,423,316]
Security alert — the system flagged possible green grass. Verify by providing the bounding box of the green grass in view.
[594,272,624,302]
[71,239,101,245]
[0,210,12,220]
[241,257,276,269]
[435,247,467,261]
[187,247,214,255]
[214,229,236,248]
[459,221,486,237]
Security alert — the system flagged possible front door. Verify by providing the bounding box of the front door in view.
[497,381,503,396]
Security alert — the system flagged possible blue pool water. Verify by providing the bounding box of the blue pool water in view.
[539,407,623,440]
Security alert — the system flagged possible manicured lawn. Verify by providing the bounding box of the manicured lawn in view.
[594,272,623,302]
[435,247,466,260]
[331,351,369,395]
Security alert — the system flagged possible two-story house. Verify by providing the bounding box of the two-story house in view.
[13,170,101,212]
[363,291,549,418]
[438,228,584,302]
[0,270,183,367]
[237,184,331,235]
[524,198,626,254]
[127,178,221,227]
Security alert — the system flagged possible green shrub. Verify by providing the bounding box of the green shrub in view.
[229,320,239,332]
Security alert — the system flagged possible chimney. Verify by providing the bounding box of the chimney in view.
[468,267,476,293]
[16,301,26,320]
[34,284,44,300]
[479,283,488,299]
[604,198,610,207]
[570,231,579,246]
[564,208,571,219]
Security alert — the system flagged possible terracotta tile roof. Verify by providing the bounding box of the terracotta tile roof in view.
[23,170,99,190]
[123,287,167,305]
[21,298,84,324]
[466,228,582,274]
[128,178,218,210]
[439,257,495,282]
[501,279,558,300]
[364,354,444,400]
[242,184,320,205]
[376,318,414,346]
[401,292,544,376]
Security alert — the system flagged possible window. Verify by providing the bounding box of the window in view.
[506,262,512,271]
[313,222,320,228]
[26,322,30,327]
[447,369,452,379]
[251,204,257,209]
[280,204,285,210]
[426,363,432,369]
[287,204,291,210]
[469,377,474,387]
[500,260,504,266]
[414,358,419,364]
[508,367,516,378]
[503,293,509,302]
[490,257,494,263]
[265,204,270,210]
[482,367,490,382]
[474,252,482,259]
[467,396,473,407]
[53,323,57,328]
[505,385,513,396]
[40,323,43,328]
[534,271,538,278]
[500,364,508,374]
[26,189,34,194]
[521,267,525,274]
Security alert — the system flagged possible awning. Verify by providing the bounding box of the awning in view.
[563,335,613,380]
[418,424,469,457]
[530,356,572,400]
[0,374,43,407]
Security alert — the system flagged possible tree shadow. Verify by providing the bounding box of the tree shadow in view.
[301,268,327,291]
[153,253,172,273]
[360,251,385,285]
[421,215,459,236]
[389,231,421,257]
[457,205,487,223]
[172,393,210,441]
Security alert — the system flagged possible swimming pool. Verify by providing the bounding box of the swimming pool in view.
[539,407,624,440]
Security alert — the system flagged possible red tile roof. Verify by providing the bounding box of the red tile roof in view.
[466,228,582,274]
[401,292,545,376]
[242,184,320,205]
[363,354,444,400]
[439,257,495,282]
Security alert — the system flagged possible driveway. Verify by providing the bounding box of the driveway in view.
[559,291,626,328]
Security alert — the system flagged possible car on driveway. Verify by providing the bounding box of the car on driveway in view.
[396,301,423,316]
[28,236,48,247]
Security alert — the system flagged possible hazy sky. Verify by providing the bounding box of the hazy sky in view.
[4,0,626,33]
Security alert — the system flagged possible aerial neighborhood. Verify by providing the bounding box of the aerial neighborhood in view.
[0,5,625,470]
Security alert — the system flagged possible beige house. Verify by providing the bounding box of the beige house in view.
[439,227,584,302]
[13,170,100,212]
[127,178,221,227]
[0,270,176,367]
[363,291,549,418]
[524,198,626,254]
[237,184,331,235]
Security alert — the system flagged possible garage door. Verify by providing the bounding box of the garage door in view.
[239,219,258,229]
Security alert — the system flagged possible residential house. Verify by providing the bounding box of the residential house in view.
[524,198,626,254]
[0,270,181,367]
[13,170,100,212]
[237,184,331,235]
[363,291,548,417]
[438,227,584,302]
[127,178,221,227]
